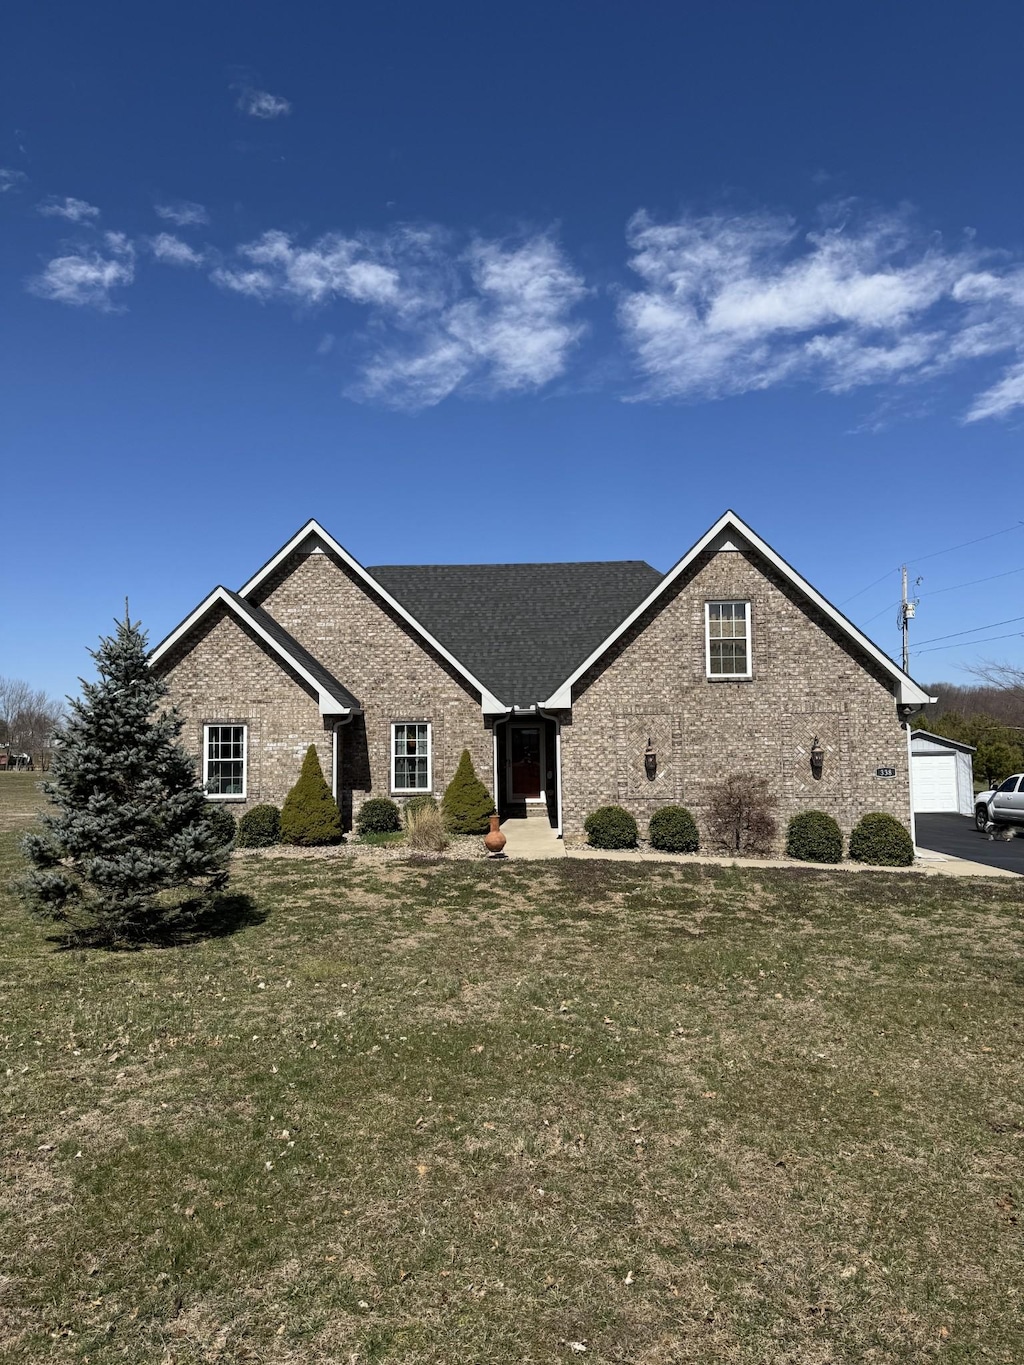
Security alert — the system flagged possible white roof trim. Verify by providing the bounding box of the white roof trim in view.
[911,729,976,753]
[238,519,508,714]
[541,510,934,708]
[150,586,354,716]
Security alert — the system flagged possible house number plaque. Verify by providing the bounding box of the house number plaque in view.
[875,767,896,778]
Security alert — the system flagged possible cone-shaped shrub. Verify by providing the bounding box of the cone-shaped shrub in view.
[356,797,401,835]
[649,805,699,853]
[848,812,914,866]
[584,805,639,849]
[236,803,281,848]
[441,749,495,835]
[20,613,229,943]
[786,810,843,863]
[280,745,343,846]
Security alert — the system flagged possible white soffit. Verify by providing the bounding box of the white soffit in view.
[238,519,508,714]
[542,510,933,708]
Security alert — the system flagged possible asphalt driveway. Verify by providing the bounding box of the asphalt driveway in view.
[915,812,1024,875]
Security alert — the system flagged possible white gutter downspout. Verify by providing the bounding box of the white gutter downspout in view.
[905,718,917,850]
[538,707,563,837]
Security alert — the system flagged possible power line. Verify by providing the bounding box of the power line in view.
[918,565,1024,598]
[911,630,1024,657]
[907,520,1024,568]
[838,520,1024,607]
[839,567,899,608]
[909,614,1024,649]
[861,598,901,627]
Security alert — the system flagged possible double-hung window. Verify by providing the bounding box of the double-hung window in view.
[706,601,752,678]
[203,723,247,798]
[391,722,431,793]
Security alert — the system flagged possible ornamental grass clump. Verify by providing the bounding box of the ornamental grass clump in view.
[280,745,343,846]
[20,612,230,944]
[648,805,699,853]
[356,797,402,835]
[785,810,843,864]
[849,812,914,866]
[441,750,495,835]
[584,805,639,850]
[235,803,281,848]
[406,803,449,853]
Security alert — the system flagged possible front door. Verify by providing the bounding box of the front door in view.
[509,724,543,801]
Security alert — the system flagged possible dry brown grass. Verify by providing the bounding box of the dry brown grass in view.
[1,776,1022,1362]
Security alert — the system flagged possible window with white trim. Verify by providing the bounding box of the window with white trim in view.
[203,724,247,798]
[706,601,751,678]
[391,722,431,792]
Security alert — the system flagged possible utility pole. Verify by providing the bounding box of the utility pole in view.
[900,564,920,671]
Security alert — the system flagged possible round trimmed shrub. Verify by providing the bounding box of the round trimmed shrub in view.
[786,810,843,864]
[402,793,438,825]
[236,803,281,848]
[356,796,402,835]
[202,803,237,849]
[648,805,699,853]
[584,805,639,850]
[848,812,914,867]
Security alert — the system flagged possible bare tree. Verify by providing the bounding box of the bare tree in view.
[0,676,66,769]
[968,659,1024,707]
[0,676,32,750]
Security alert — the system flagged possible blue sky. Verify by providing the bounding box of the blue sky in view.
[3,0,1023,701]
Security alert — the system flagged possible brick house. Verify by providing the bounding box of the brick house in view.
[150,511,933,846]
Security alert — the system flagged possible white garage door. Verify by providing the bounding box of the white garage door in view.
[913,754,958,812]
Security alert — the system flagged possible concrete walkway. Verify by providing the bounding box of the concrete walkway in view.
[497,818,1016,877]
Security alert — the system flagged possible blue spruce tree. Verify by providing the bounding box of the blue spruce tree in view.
[22,611,231,943]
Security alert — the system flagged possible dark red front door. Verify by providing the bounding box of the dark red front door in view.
[509,725,542,800]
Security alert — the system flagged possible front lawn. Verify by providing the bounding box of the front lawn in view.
[1,773,1022,1362]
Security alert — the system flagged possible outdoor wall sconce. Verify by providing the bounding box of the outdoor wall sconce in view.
[810,735,825,780]
[644,737,657,781]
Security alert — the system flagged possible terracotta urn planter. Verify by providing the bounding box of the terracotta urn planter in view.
[483,813,507,857]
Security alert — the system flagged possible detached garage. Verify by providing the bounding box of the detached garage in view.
[911,730,976,815]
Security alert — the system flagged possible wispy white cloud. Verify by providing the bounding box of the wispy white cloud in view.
[619,205,1024,420]
[149,233,205,267]
[154,200,208,228]
[27,231,135,310]
[212,225,587,406]
[37,195,101,222]
[0,167,27,193]
[236,87,291,119]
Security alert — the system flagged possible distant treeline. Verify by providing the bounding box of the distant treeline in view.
[918,682,1024,785]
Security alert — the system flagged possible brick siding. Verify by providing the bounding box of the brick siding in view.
[560,547,912,848]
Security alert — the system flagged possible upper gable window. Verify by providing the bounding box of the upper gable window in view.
[391,722,431,793]
[706,601,752,679]
[203,723,247,798]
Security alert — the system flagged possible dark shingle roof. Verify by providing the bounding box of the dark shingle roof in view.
[224,590,361,711]
[366,561,663,706]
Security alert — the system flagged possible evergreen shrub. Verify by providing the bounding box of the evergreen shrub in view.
[203,803,238,849]
[648,805,699,853]
[280,746,343,846]
[356,797,402,835]
[786,810,843,863]
[20,613,230,943]
[848,812,914,866]
[236,803,281,848]
[441,750,494,835]
[584,805,639,849]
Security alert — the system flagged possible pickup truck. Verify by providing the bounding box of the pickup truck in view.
[974,773,1024,831]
